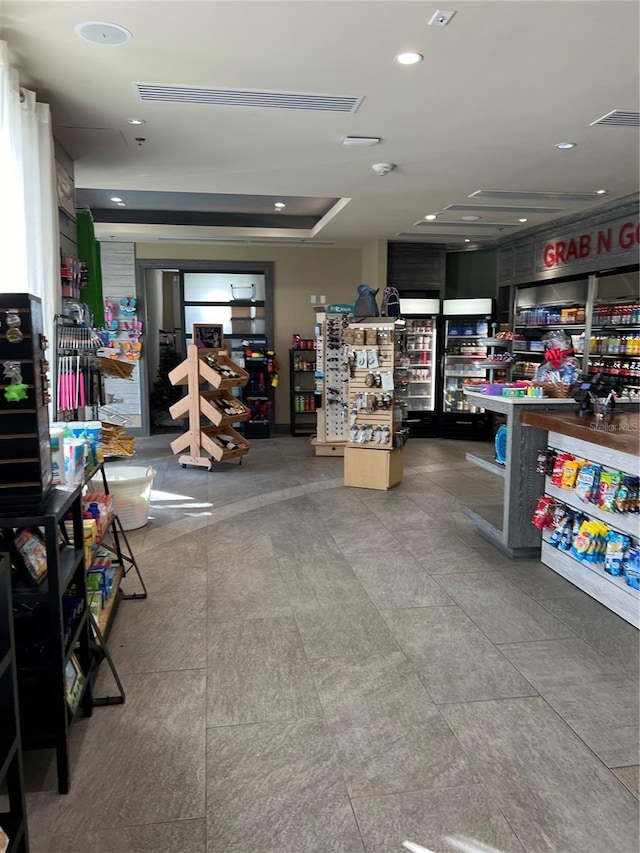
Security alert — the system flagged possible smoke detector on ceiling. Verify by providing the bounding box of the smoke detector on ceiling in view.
[428,10,457,26]
[75,21,132,46]
[372,162,396,176]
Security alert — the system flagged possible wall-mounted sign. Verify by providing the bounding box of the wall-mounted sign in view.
[327,304,353,314]
[535,214,640,277]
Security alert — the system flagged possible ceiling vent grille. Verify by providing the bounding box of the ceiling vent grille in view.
[443,203,563,214]
[134,83,362,113]
[154,237,336,246]
[469,190,603,203]
[413,220,519,230]
[590,109,640,128]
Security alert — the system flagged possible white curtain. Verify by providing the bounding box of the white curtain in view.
[0,40,59,349]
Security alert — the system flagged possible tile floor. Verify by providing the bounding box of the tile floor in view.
[22,435,640,852]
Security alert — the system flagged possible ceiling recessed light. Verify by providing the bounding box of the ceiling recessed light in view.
[127,118,146,126]
[110,197,123,203]
[343,136,381,147]
[395,52,423,65]
[74,21,132,46]
[464,239,471,243]
[596,189,607,195]
[461,215,480,221]
[425,214,437,221]
[518,218,528,223]
[116,202,126,207]
[274,202,286,209]
[555,142,577,149]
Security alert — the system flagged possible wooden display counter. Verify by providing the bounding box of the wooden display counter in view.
[521,408,639,627]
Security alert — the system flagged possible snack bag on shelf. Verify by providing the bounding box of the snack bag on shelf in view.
[614,476,640,514]
[623,546,640,589]
[548,510,573,549]
[551,453,574,487]
[532,496,556,529]
[561,458,585,490]
[598,471,622,512]
[604,531,631,577]
[571,519,608,563]
[574,464,601,504]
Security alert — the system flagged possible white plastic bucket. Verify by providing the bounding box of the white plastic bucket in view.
[91,465,156,531]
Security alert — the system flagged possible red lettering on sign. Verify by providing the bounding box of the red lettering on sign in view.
[566,238,578,261]
[597,229,611,253]
[543,244,555,267]
[579,234,591,257]
[618,221,640,250]
[555,241,567,264]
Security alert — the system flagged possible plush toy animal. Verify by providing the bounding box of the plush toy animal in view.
[353,284,380,318]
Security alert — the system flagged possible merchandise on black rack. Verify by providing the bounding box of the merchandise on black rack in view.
[289,348,317,436]
[238,337,277,438]
[0,293,53,507]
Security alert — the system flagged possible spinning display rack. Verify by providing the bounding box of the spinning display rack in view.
[169,345,251,471]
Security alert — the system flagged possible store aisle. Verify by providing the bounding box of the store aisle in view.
[23,436,639,853]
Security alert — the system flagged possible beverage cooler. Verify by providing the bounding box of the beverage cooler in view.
[440,298,494,440]
[397,298,440,437]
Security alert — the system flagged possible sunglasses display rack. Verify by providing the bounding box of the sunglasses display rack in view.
[311,308,352,457]
[168,345,251,471]
[344,319,406,490]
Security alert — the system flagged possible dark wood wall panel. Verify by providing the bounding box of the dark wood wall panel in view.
[387,242,445,294]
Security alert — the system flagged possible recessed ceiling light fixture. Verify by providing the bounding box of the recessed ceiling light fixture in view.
[425,214,437,221]
[461,215,480,221]
[127,118,145,125]
[596,189,607,195]
[274,202,286,209]
[518,218,528,223]
[116,202,126,207]
[110,197,123,203]
[343,136,381,146]
[75,21,132,46]
[555,142,577,149]
[395,52,423,65]
[464,239,471,243]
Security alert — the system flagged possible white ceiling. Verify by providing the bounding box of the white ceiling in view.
[2,0,639,247]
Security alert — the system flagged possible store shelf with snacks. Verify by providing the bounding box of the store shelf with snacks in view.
[289,348,317,436]
[0,554,28,853]
[2,484,93,794]
[522,409,640,626]
[344,319,405,490]
[169,346,250,470]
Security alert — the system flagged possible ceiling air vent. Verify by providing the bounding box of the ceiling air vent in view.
[590,109,640,128]
[134,83,362,113]
[469,190,603,203]
[443,203,563,214]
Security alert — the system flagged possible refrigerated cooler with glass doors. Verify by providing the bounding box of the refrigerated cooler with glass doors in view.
[397,298,440,437]
[440,298,495,440]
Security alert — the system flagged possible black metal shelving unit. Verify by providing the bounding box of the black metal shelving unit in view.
[289,348,316,436]
[0,553,28,852]
[3,485,93,795]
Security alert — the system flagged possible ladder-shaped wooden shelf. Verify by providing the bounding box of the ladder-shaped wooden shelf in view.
[168,345,251,471]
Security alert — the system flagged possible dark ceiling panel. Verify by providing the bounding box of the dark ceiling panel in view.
[89,209,320,229]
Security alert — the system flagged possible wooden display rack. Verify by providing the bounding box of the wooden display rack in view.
[344,319,405,490]
[168,345,250,471]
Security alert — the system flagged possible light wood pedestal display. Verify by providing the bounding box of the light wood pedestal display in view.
[344,445,404,490]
